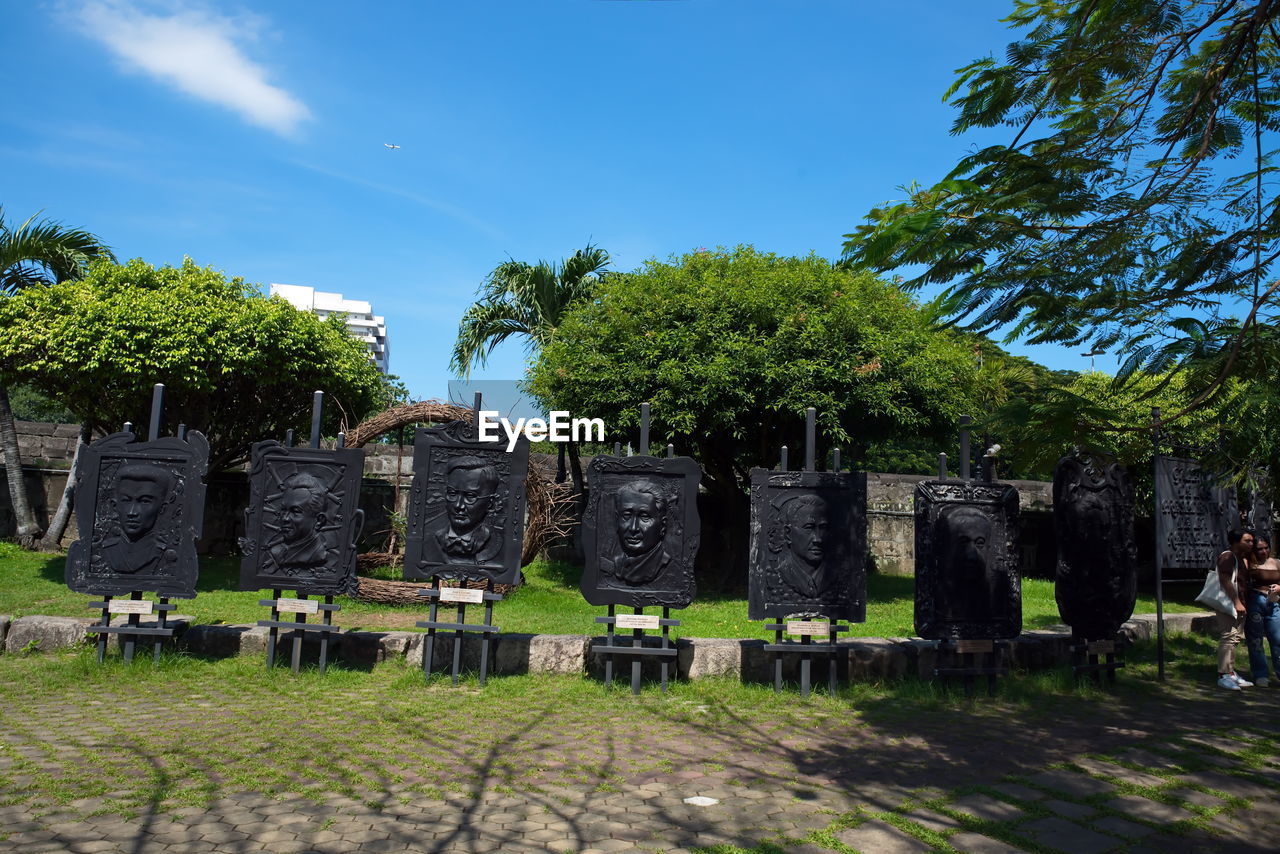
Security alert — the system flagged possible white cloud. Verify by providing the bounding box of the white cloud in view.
[73,1,311,136]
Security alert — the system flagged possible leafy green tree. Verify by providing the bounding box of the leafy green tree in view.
[451,244,611,495]
[0,258,395,473]
[528,246,977,587]
[842,1,1280,436]
[0,208,114,548]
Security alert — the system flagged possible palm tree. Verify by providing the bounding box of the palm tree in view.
[0,208,114,548]
[450,244,611,495]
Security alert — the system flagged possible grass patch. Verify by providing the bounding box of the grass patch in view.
[0,548,1202,638]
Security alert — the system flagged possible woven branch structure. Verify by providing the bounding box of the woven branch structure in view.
[344,400,578,603]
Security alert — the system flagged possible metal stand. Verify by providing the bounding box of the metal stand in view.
[593,605,678,694]
[1070,635,1124,685]
[764,621,849,697]
[86,591,177,663]
[417,579,503,686]
[934,639,1009,697]
[258,590,341,674]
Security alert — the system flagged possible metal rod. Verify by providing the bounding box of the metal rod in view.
[266,588,281,668]
[310,391,324,449]
[480,582,494,687]
[605,604,615,687]
[291,592,306,674]
[319,595,333,674]
[661,606,670,693]
[639,402,650,455]
[938,453,948,481]
[666,444,674,459]
[97,596,110,663]
[832,448,841,472]
[774,625,783,693]
[123,591,142,663]
[780,445,788,472]
[828,627,838,694]
[805,407,816,472]
[336,432,346,449]
[452,602,465,686]
[631,606,643,695]
[960,415,972,481]
[800,633,811,698]
[123,422,133,435]
[423,578,439,681]
[153,596,169,663]
[148,384,165,441]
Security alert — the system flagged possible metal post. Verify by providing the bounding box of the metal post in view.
[148,384,165,441]
[605,604,615,687]
[153,596,169,663]
[805,407,816,472]
[480,581,494,687]
[452,601,465,687]
[800,632,812,698]
[613,442,621,456]
[123,590,142,663]
[336,432,345,449]
[177,424,188,441]
[631,606,643,695]
[661,606,671,692]
[123,422,133,435]
[666,444,674,459]
[779,445,788,472]
[319,595,333,674]
[266,588,281,668]
[832,448,841,472]
[309,391,324,449]
[423,578,439,681]
[97,596,111,663]
[291,592,307,674]
[938,453,948,480]
[285,429,294,447]
[959,415,972,481]
[639,402,650,456]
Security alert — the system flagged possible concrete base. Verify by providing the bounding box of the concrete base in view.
[4,615,93,654]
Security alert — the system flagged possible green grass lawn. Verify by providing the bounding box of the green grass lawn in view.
[0,541,1202,639]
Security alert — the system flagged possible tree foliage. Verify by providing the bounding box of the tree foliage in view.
[529,247,978,492]
[842,0,1280,427]
[0,258,395,471]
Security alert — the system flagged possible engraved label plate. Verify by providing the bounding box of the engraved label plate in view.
[787,620,830,636]
[955,639,993,654]
[439,587,485,604]
[1087,640,1116,654]
[615,614,660,630]
[276,598,319,614]
[108,600,154,615]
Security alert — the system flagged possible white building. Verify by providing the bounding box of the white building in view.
[270,284,390,374]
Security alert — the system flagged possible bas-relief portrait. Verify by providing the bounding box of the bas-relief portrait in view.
[581,456,700,609]
[403,421,528,586]
[239,442,364,595]
[66,432,209,599]
[914,481,1021,640]
[748,470,867,621]
[1053,455,1137,640]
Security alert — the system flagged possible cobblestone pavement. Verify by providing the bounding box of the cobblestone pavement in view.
[0,656,1277,853]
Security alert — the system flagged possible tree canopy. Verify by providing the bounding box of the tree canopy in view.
[528,247,978,492]
[0,258,396,471]
[842,0,1280,432]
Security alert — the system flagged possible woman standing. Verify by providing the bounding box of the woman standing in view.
[1246,535,1280,687]
[1216,528,1255,691]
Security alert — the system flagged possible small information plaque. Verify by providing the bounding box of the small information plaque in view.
[786,620,831,637]
[1086,640,1116,654]
[955,639,994,654]
[107,600,153,615]
[439,587,486,604]
[616,614,660,630]
[276,598,319,614]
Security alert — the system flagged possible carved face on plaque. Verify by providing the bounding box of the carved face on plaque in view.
[66,431,209,599]
[748,470,867,621]
[403,421,528,586]
[914,480,1021,639]
[582,455,700,608]
[1053,455,1137,639]
[239,442,365,595]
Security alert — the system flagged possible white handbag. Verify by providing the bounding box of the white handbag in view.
[1195,562,1237,617]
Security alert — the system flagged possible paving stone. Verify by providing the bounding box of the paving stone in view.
[948,794,1025,824]
[1017,817,1120,854]
[1025,769,1118,798]
[945,832,1025,853]
[834,821,932,854]
[899,809,960,833]
[1093,815,1155,840]
[1107,795,1196,824]
[1042,798,1097,820]
[1180,734,1246,754]
[989,783,1046,803]
[1167,787,1229,810]
[1176,771,1275,799]
[1074,757,1169,789]
[1115,749,1185,772]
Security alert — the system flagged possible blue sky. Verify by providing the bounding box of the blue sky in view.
[3,0,1109,403]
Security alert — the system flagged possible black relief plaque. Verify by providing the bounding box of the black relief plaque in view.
[1154,456,1237,571]
[581,455,701,608]
[65,431,209,599]
[403,420,528,586]
[748,469,867,621]
[914,480,1021,640]
[1052,455,1138,640]
[238,442,365,595]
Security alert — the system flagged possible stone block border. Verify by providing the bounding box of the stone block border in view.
[0,611,1219,681]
